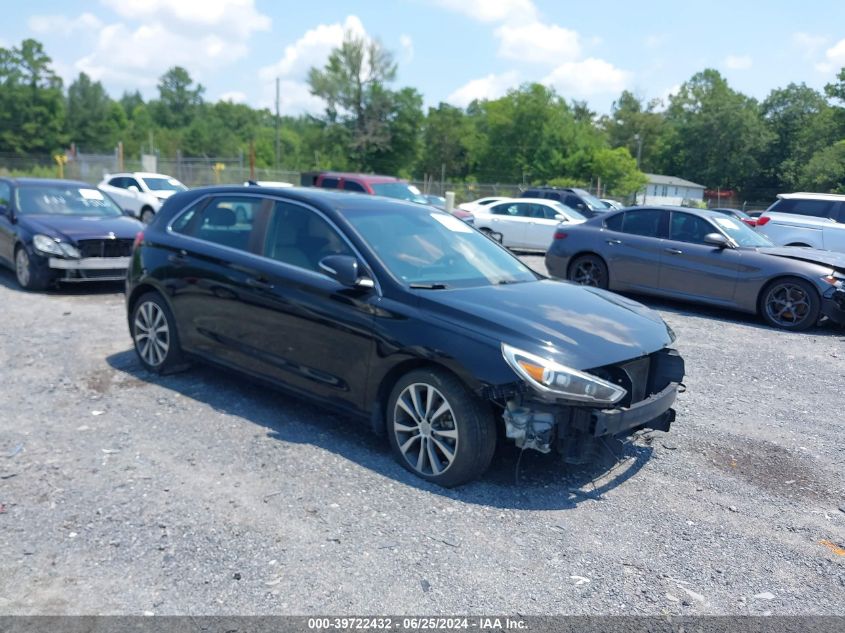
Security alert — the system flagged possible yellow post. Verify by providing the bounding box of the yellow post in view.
[54,154,68,179]
[213,162,225,185]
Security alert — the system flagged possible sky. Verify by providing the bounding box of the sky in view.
[2,0,845,116]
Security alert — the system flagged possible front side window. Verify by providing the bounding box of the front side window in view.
[343,180,366,193]
[264,202,352,273]
[320,178,339,189]
[0,182,10,206]
[670,213,717,244]
[621,210,664,237]
[175,196,267,253]
[15,184,123,217]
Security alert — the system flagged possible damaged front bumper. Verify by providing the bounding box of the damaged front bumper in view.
[48,256,130,282]
[501,347,684,462]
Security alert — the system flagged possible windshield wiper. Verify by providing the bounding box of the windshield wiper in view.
[409,282,449,289]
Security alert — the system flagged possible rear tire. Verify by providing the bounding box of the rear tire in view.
[387,368,496,487]
[140,207,155,224]
[131,292,186,373]
[758,277,820,331]
[568,254,609,289]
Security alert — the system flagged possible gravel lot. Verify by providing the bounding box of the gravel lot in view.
[1,255,844,616]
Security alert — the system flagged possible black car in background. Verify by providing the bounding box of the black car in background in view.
[0,178,144,290]
[126,187,684,486]
[520,186,612,218]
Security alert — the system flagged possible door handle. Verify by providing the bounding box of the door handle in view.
[664,248,683,255]
[168,249,187,264]
[246,277,274,290]
[606,239,622,245]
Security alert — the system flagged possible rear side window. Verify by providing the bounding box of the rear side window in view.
[621,210,664,237]
[770,198,835,218]
[175,196,268,254]
[264,202,352,273]
[109,177,125,188]
[343,180,366,193]
[0,181,10,206]
[319,177,339,189]
[491,203,528,217]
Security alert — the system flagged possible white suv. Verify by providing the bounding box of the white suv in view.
[98,172,187,223]
[756,192,845,253]
[472,198,587,251]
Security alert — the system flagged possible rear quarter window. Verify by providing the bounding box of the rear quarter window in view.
[770,198,835,218]
[604,213,623,231]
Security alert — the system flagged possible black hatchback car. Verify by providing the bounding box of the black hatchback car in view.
[0,178,143,289]
[127,187,685,486]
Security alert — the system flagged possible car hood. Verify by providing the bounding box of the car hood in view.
[21,214,143,242]
[419,279,674,370]
[757,246,845,272]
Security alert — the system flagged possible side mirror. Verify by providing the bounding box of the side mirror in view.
[319,254,374,289]
[704,232,730,248]
[128,185,140,193]
[554,214,568,222]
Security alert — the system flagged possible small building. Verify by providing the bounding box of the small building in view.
[636,174,705,206]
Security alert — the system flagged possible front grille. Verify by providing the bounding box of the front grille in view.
[77,239,134,258]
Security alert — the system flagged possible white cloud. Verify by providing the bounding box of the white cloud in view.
[542,58,629,97]
[218,91,247,103]
[495,22,580,64]
[400,34,414,63]
[447,71,520,107]
[29,12,103,35]
[724,55,752,70]
[821,38,845,71]
[431,0,538,24]
[100,0,270,38]
[258,15,365,81]
[792,32,828,60]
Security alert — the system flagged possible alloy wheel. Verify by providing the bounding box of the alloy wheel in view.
[393,383,459,476]
[765,282,811,328]
[572,260,603,287]
[134,301,170,367]
[15,249,31,287]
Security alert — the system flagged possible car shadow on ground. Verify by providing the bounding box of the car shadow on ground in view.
[106,349,654,511]
[0,266,124,296]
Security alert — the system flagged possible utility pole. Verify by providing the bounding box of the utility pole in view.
[275,77,280,171]
[440,163,446,196]
[634,133,643,170]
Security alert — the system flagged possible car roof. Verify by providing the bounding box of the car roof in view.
[318,172,404,184]
[776,192,845,201]
[107,172,175,179]
[614,205,733,220]
[510,198,562,205]
[6,177,93,187]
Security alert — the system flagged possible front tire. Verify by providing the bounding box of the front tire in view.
[14,246,48,291]
[387,368,496,487]
[759,277,820,331]
[568,254,609,289]
[131,292,185,373]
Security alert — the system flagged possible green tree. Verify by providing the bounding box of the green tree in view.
[795,140,845,193]
[419,103,475,179]
[601,90,667,172]
[154,66,205,129]
[658,69,773,190]
[591,147,647,196]
[66,72,125,152]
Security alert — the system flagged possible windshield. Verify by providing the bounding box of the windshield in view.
[577,190,610,211]
[371,182,428,205]
[710,215,772,247]
[346,207,538,288]
[549,200,588,221]
[142,177,187,192]
[15,185,123,217]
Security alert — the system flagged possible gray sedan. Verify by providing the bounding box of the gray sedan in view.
[545,206,845,331]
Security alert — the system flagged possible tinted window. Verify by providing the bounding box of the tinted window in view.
[109,177,126,188]
[343,180,366,193]
[320,178,339,189]
[490,203,528,217]
[176,196,266,253]
[670,213,716,244]
[770,198,834,218]
[564,194,582,208]
[0,181,10,206]
[604,213,624,231]
[264,202,352,273]
[126,178,141,190]
[835,203,845,223]
[621,210,664,237]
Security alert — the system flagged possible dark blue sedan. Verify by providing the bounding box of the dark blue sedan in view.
[0,178,144,290]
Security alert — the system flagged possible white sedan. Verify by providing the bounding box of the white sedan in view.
[472,198,586,251]
[457,196,509,213]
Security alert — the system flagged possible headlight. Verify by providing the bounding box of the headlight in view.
[502,343,627,405]
[822,273,845,286]
[32,234,80,259]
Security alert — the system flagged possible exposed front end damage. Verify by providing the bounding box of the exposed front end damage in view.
[498,348,685,463]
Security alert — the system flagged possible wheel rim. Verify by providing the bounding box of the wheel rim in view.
[134,301,170,366]
[142,210,154,223]
[393,383,459,476]
[572,259,603,287]
[15,250,30,287]
[765,283,811,327]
